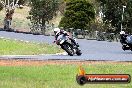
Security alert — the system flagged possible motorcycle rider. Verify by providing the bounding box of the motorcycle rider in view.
[120,31,127,43]
[120,31,132,44]
[53,27,79,47]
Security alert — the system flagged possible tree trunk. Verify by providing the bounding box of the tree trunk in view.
[4,9,14,31]
[41,18,46,35]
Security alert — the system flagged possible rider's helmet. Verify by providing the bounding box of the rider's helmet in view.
[54,28,60,35]
[120,31,125,35]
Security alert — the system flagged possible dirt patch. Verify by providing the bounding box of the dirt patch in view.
[0,59,132,66]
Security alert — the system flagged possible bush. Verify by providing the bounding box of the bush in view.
[0,3,3,11]
[59,0,95,30]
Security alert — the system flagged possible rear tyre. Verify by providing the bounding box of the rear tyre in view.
[122,45,126,51]
[76,50,82,56]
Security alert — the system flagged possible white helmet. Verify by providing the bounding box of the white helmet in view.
[120,31,125,35]
[54,28,60,35]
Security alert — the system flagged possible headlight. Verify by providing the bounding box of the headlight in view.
[60,39,65,44]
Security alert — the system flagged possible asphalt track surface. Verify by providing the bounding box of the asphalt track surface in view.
[0,30,132,61]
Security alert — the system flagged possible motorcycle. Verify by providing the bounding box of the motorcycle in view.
[120,34,132,51]
[56,34,82,56]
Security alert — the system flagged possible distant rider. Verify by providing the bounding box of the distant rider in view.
[119,31,132,44]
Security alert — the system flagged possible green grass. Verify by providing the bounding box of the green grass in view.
[0,63,132,88]
[0,38,62,55]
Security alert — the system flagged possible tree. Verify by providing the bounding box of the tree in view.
[0,2,3,11]
[97,0,131,33]
[29,0,59,35]
[59,0,95,30]
[0,0,22,30]
[123,0,132,33]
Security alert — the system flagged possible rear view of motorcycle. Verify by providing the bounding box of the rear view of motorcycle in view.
[120,31,132,51]
[56,34,82,56]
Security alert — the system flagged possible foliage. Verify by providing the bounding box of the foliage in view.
[59,0,95,30]
[97,0,132,33]
[123,0,132,33]
[17,0,26,5]
[28,0,59,35]
[0,0,26,11]
[0,3,3,11]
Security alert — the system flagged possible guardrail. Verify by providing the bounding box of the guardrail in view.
[0,26,120,42]
[73,30,120,42]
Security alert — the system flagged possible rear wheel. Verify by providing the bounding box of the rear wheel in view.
[76,49,82,56]
[63,43,74,56]
[122,45,126,50]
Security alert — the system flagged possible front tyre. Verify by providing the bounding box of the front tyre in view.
[122,45,130,51]
[63,43,74,56]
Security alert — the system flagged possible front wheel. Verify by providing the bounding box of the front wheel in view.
[122,45,130,51]
[63,43,74,56]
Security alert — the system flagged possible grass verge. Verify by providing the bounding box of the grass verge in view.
[0,60,131,88]
[0,38,62,55]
